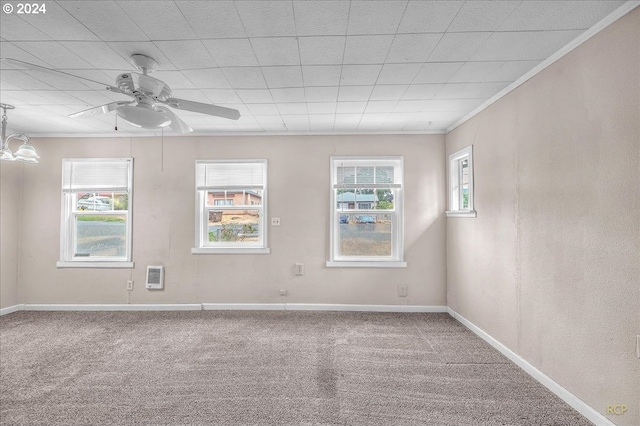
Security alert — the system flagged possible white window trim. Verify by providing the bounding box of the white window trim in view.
[193,159,269,255]
[446,146,477,218]
[328,156,405,267]
[58,158,134,268]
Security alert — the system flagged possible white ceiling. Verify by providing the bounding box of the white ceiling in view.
[0,0,632,137]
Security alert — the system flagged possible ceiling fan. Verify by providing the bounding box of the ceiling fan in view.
[3,54,240,133]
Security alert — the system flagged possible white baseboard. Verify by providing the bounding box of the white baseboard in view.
[22,304,202,311]
[285,304,447,312]
[0,304,23,316]
[447,308,615,426]
[202,303,286,311]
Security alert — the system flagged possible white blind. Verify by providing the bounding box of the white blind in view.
[334,159,402,188]
[62,159,131,193]
[196,160,266,190]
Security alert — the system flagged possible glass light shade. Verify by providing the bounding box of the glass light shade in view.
[117,105,171,129]
[17,156,38,164]
[14,142,40,159]
[1,148,16,161]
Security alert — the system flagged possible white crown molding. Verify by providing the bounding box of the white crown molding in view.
[446,1,640,134]
[447,308,616,426]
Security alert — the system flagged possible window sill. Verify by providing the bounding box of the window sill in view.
[326,261,407,268]
[191,248,271,255]
[446,210,477,218]
[56,261,134,269]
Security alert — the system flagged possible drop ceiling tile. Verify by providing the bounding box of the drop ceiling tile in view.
[0,81,21,91]
[107,42,177,70]
[309,114,335,131]
[117,1,196,40]
[14,42,94,69]
[385,34,442,63]
[298,36,345,65]
[307,102,337,114]
[338,86,373,102]
[154,41,217,69]
[0,42,52,69]
[68,90,117,106]
[421,99,486,112]
[151,71,195,90]
[305,86,339,102]
[202,89,242,104]
[1,70,55,90]
[281,115,310,130]
[413,62,464,84]
[183,69,232,89]
[340,65,382,86]
[29,90,89,105]
[500,1,625,31]
[277,103,308,115]
[393,100,431,113]
[370,85,408,101]
[235,1,296,37]
[58,42,133,71]
[402,84,442,100]
[471,30,583,61]
[490,61,541,82]
[6,90,56,105]
[302,66,343,86]
[58,1,149,41]
[271,88,306,103]
[251,38,300,66]
[397,1,463,33]
[169,90,212,105]
[435,82,510,99]
[347,1,407,35]
[343,35,394,65]
[334,114,361,131]
[202,39,258,67]
[449,62,505,83]
[176,1,246,38]
[24,3,99,41]
[236,89,273,104]
[262,66,304,88]
[0,14,51,41]
[221,67,267,89]
[428,32,492,62]
[247,103,280,116]
[365,101,397,113]
[376,64,422,85]
[336,102,367,114]
[448,1,520,32]
[294,1,350,36]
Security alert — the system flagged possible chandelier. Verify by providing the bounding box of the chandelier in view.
[1,103,39,163]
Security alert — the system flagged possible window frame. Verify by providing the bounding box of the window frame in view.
[192,159,270,255]
[327,156,406,268]
[446,146,477,218]
[57,158,134,268]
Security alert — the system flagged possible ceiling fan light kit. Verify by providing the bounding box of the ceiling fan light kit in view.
[3,55,241,134]
[0,103,39,164]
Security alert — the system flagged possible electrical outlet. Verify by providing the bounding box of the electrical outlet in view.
[271,217,281,226]
[295,263,304,276]
[279,289,287,296]
[398,284,407,297]
[126,280,134,291]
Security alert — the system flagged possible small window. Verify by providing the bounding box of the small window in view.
[58,158,133,268]
[328,156,406,268]
[192,160,269,254]
[446,146,476,217]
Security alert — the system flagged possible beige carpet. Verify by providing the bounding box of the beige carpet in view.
[0,311,591,425]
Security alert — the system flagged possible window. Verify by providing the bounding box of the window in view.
[328,156,406,268]
[58,158,133,268]
[446,146,476,217]
[192,160,269,254]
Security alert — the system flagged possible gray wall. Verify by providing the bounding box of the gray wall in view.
[446,8,639,426]
[0,162,21,309]
[11,134,446,307]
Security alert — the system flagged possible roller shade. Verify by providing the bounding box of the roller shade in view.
[62,159,132,193]
[196,160,266,190]
[334,158,402,189]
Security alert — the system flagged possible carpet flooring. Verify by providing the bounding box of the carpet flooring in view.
[0,311,591,425]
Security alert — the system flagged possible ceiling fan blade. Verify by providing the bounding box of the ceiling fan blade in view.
[163,98,240,120]
[69,101,133,119]
[155,106,193,134]
[2,58,126,94]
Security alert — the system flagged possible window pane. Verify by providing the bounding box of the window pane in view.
[337,189,394,210]
[76,193,127,211]
[207,190,262,207]
[338,213,392,257]
[75,214,127,257]
[208,209,260,243]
